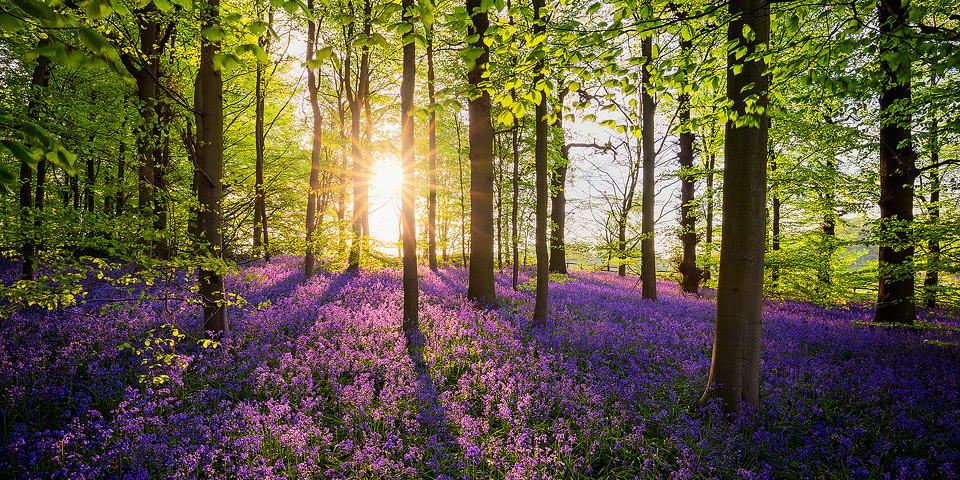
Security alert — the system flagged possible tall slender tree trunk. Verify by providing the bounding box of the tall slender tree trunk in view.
[336,74,347,257]
[253,7,273,256]
[924,74,940,309]
[135,7,160,240]
[512,119,520,290]
[427,27,438,271]
[84,154,95,212]
[819,150,836,287]
[466,0,496,306]
[617,215,628,277]
[400,0,420,345]
[640,35,657,301]
[678,22,698,294]
[706,151,715,246]
[618,153,639,278]
[455,115,468,267]
[345,21,363,271]
[197,0,227,332]
[359,0,372,255]
[770,144,780,290]
[497,136,507,271]
[699,0,768,414]
[549,88,569,274]
[19,39,50,281]
[874,0,916,325]
[532,0,549,326]
[304,4,323,278]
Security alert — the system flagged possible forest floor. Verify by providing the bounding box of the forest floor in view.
[1,257,958,479]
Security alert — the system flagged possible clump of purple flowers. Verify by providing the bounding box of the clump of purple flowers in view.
[1,257,957,479]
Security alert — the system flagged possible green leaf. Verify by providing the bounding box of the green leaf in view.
[0,140,38,168]
[315,46,334,61]
[248,21,268,36]
[79,27,119,60]
[201,26,226,42]
[0,13,24,31]
[12,0,56,21]
[680,24,694,42]
[497,110,514,127]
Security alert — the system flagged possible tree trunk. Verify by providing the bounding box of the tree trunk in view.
[466,0,496,307]
[337,71,347,257]
[924,74,939,309]
[19,40,50,281]
[512,118,520,290]
[345,20,362,271]
[640,35,657,301]
[532,0,549,326]
[549,89,569,274]
[874,0,916,325]
[401,0,420,346]
[496,136,503,272]
[617,214,628,277]
[699,0,768,414]
[770,144,780,289]
[304,5,323,278]
[84,154,95,212]
[819,150,836,287]
[253,7,272,256]
[678,23,698,295]
[706,151,715,247]
[136,7,159,232]
[427,27,438,271]
[359,0,372,255]
[197,0,227,333]
[455,114,468,267]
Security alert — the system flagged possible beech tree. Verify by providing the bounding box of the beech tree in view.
[197,0,227,333]
[400,0,419,345]
[874,0,917,325]
[304,0,323,278]
[699,0,769,414]
[466,0,496,307]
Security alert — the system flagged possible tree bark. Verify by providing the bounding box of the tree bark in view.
[770,144,780,290]
[699,0,768,414]
[549,89,569,275]
[874,0,916,324]
[819,151,835,287]
[135,8,157,222]
[19,39,50,281]
[401,0,420,346]
[455,114,468,267]
[253,7,273,257]
[345,20,362,271]
[427,26,438,271]
[512,117,520,290]
[359,0,372,255]
[304,3,322,278]
[924,74,939,309]
[197,0,227,333]
[466,0,496,306]
[640,35,657,301]
[678,22,698,295]
[532,0,549,326]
